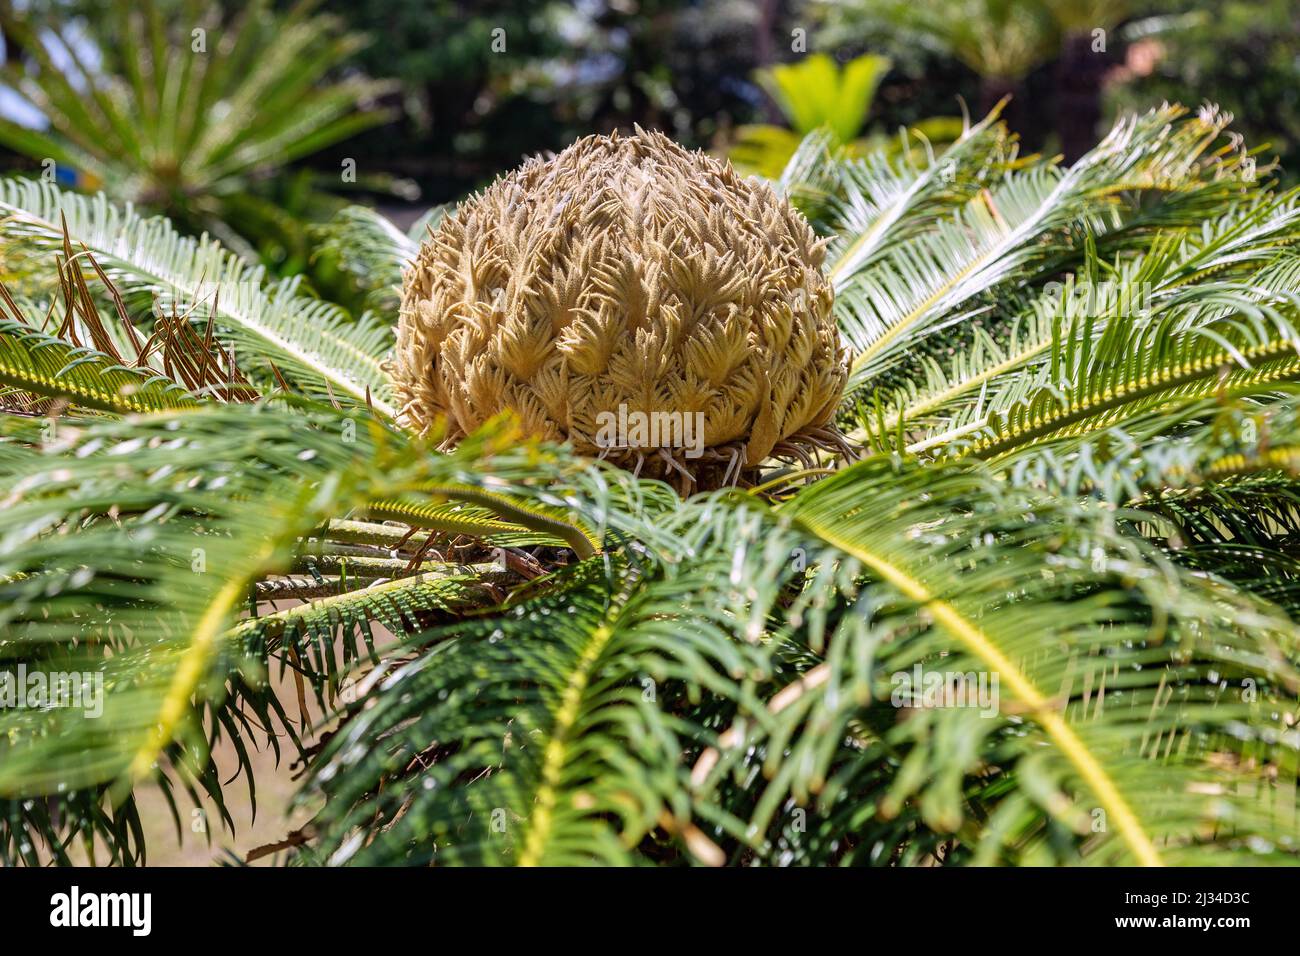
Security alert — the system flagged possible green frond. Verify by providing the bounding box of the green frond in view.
[992,390,1300,500]
[360,496,582,552]
[0,406,380,798]
[0,318,198,414]
[233,563,505,696]
[0,179,397,415]
[236,564,502,646]
[412,483,600,559]
[0,789,148,866]
[302,481,798,866]
[0,402,576,864]
[838,104,1253,389]
[303,562,684,864]
[857,198,1300,446]
[950,295,1300,462]
[824,102,1010,286]
[692,457,1300,865]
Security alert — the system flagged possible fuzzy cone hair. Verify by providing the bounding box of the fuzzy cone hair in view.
[393,128,848,488]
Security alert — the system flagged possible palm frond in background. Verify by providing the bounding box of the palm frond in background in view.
[729,52,962,179]
[0,0,399,266]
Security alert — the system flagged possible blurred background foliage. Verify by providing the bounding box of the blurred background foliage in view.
[0,0,1298,867]
[1,0,1297,287]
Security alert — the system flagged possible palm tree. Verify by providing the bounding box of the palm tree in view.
[1,103,1299,866]
[0,0,396,264]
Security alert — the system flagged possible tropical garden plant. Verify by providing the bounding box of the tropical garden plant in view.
[0,0,397,268]
[728,52,961,180]
[730,52,921,177]
[2,101,1300,866]
[820,0,1137,160]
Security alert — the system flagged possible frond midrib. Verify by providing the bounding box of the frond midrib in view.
[971,339,1300,460]
[786,510,1165,867]
[517,618,618,866]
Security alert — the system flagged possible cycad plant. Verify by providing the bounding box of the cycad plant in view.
[0,0,396,265]
[2,103,1300,866]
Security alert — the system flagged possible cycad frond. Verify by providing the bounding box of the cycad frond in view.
[365,487,599,558]
[995,390,1300,501]
[838,105,1251,389]
[0,317,197,414]
[861,197,1300,445]
[949,292,1300,463]
[303,557,743,865]
[0,406,380,797]
[234,563,504,698]
[303,476,798,866]
[0,403,593,863]
[0,179,397,415]
[691,458,1300,865]
[822,103,1010,283]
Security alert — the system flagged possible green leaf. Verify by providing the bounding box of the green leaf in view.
[0,179,398,414]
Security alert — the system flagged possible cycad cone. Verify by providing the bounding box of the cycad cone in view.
[393,128,847,487]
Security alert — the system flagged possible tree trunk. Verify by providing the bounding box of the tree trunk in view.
[1056,29,1107,163]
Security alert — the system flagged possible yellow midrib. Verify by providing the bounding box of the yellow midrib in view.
[846,214,997,381]
[517,620,616,866]
[794,514,1164,866]
[127,550,273,781]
